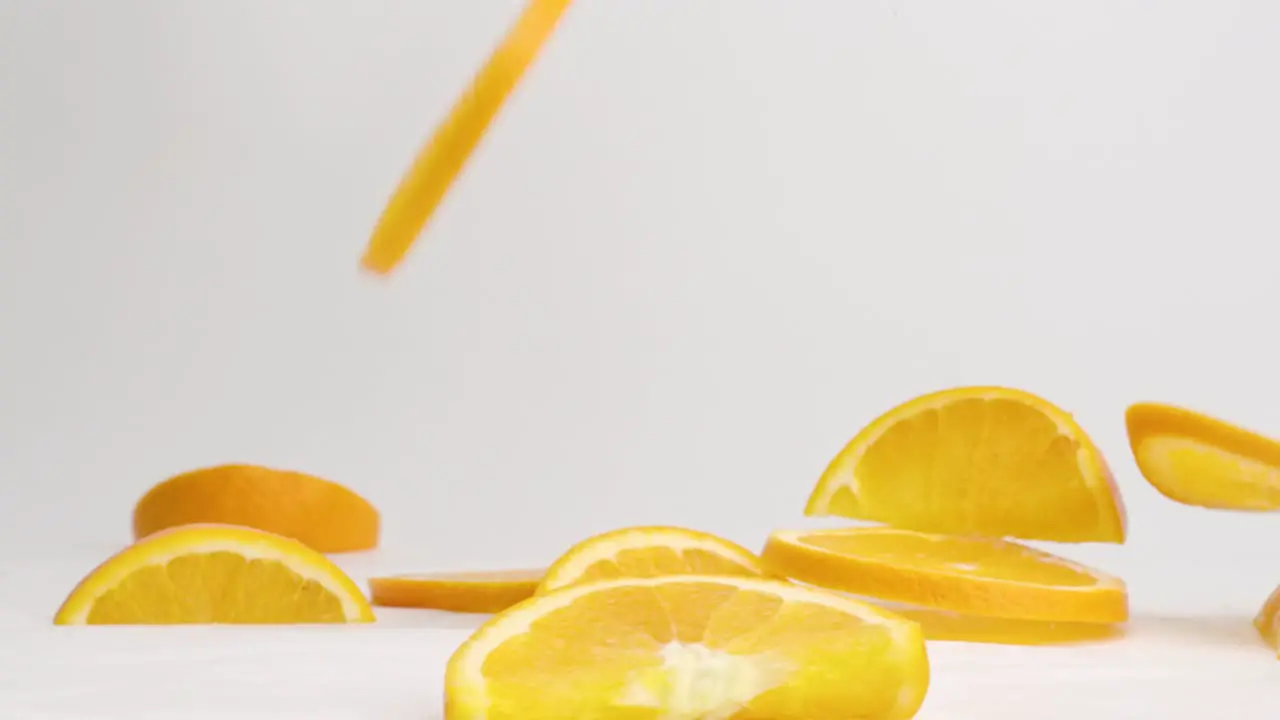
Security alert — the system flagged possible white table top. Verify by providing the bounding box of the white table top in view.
[6,545,1280,719]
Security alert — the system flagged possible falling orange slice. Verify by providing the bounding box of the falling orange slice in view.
[1126,402,1280,510]
[132,464,380,553]
[761,527,1128,624]
[54,524,374,625]
[445,575,930,719]
[369,570,543,613]
[806,386,1127,543]
[537,525,769,595]
[361,0,574,275]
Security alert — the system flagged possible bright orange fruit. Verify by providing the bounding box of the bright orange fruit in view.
[762,527,1128,624]
[445,575,929,719]
[132,464,379,553]
[1126,402,1280,510]
[54,524,374,625]
[806,386,1126,543]
[369,570,543,613]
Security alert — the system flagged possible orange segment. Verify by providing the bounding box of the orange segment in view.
[1126,402,1280,510]
[54,524,374,625]
[361,0,574,275]
[445,575,929,719]
[537,526,768,595]
[370,570,543,613]
[132,464,380,553]
[806,386,1126,543]
[761,527,1127,624]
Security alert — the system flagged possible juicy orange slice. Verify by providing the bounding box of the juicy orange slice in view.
[761,527,1127,624]
[537,525,768,595]
[805,386,1126,543]
[445,575,929,719]
[1254,585,1280,651]
[1126,402,1280,510]
[132,464,380,553]
[361,0,574,275]
[54,524,374,625]
[370,570,543,613]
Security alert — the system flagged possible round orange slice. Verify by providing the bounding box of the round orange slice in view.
[369,570,543,613]
[445,575,929,719]
[54,524,374,625]
[1255,585,1280,651]
[805,385,1127,543]
[132,464,380,553]
[761,527,1128,624]
[537,525,768,595]
[1126,402,1280,510]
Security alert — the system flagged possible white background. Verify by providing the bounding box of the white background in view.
[3,1,1280,717]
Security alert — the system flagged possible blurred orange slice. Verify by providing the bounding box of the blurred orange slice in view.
[537,525,768,595]
[762,527,1127,624]
[133,464,379,553]
[445,575,929,719]
[54,524,374,625]
[806,386,1126,543]
[369,570,543,613]
[1126,402,1280,510]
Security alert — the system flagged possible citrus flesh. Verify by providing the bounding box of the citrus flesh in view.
[370,570,543,613]
[806,386,1126,543]
[762,527,1127,624]
[1254,584,1280,651]
[1127,402,1280,510]
[361,0,574,275]
[537,525,768,595]
[54,524,374,625]
[133,464,380,553]
[445,575,929,720]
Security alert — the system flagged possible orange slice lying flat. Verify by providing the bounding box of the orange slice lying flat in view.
[445,575,929,719]
[761,527,1127,624]
[370,570,543,613]
[54,524,374,625]
[132,464,380,553]
[537,525,768,595]
[806,386,1126,543]
[1126,402,1280,510]
[361,0,574,275]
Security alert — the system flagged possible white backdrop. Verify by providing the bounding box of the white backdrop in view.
[3,0,1280,620]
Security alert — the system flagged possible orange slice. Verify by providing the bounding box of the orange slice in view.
[132,464,380,553]
[1126,402,1280,510]
[537,525,768,595]
[805,385,1126,543]
[445,575,929,719]
[1254,585,1280,651]
[370,570,543,613]
[54,524,374,625]
[361,0,574,275]
[761,527,1127,624]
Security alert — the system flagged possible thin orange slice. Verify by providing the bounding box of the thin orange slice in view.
[132,464,380,553]
[761,527,1127,624]
[54,524,374,625]
[445,575,929,719]
[1254,585,1280,651]
[1126,402,1280,510]
[361,0,574,275]
[370,570,543,613]
[537,525,768,595]
[805,386,1126,543]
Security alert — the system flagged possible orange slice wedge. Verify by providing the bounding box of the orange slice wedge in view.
[54,524,374,625]
[132,464,380,553]
[369,570,543,613]
[805,386,1127,543]
[761,527,1128,624]
[445,575,929,719]
[537,525,768,595]
[361,0,574,275]
[1126,402,1280,510]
